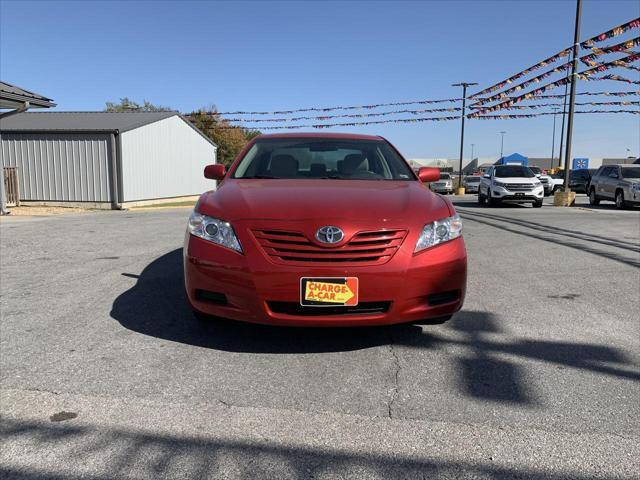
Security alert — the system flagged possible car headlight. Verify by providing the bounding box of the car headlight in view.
[188,212,243,253]
[632,183,640,191]
[493,180,506,187]
[415,214,463,252]
[533,180,542,186]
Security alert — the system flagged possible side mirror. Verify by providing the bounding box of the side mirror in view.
[483,174,490,178]
[418,167,440,183]
[204,164,226,180]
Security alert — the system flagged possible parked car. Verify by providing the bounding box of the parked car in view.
[478,165,544,207]
[588,164,640,209]
[185,133,467,327]
[528,166,553,196]
[462,175,481,193]
[429,172,454,194]
[568,169,594,193]
[549,171,566,193]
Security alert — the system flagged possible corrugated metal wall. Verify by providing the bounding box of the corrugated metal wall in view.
[0,133,112,202]
[120,116,216,201]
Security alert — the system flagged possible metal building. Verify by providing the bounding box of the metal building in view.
[0,111,217,208]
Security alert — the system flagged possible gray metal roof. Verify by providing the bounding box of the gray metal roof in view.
[0,81,56,109]
[0,111,178,132]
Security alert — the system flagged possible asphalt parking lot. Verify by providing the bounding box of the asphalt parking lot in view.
[1,195,639,480]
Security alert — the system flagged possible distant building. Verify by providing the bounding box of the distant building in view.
[602,157,637,166]
[0,111,217,209]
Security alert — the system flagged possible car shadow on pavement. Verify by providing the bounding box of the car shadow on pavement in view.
[0,416,612,480]
[111,248,640,406]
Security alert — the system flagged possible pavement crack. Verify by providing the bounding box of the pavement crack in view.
[386,331,401,419]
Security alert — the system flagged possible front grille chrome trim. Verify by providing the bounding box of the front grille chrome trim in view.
[252,228,408,266]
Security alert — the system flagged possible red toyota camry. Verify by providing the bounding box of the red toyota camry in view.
[184,133,467,327]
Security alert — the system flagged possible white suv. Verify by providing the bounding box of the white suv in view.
[478,165,544,208]
[429,172,454,194]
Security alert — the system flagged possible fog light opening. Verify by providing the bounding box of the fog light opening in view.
[195,289,228,305]
[427,290,459,306]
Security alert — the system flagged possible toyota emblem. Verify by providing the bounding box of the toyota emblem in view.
[316,226,344,244]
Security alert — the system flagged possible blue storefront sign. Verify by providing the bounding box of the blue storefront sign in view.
[572,158,589,170]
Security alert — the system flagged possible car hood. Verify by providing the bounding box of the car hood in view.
[495,177,537,183]
[197,179,451,223]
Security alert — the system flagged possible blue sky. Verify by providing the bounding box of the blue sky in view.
[1,0,638,160]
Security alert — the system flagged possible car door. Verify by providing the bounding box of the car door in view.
[597,167,612,198]
[480,167,493,195]
[604,166,621,199]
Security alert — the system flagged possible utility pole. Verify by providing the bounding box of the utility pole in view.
[452,82,477,194]
[550,107,560,170]
[560,0,582,199]
[471,143,475,164]
[499,131,506,159]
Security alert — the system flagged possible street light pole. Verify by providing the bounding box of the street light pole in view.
[452,82,478,194]
[500,131,506,159]
[561,0,583,196]
[471,143,475,164]
[550,107,560,170]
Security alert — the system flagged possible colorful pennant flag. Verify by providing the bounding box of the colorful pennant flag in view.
[470,17,640,99]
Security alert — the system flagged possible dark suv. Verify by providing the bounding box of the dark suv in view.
[589,165,640,209]
[568,169,594,193]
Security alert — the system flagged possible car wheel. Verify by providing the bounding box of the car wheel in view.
[533,199,543,208]
[589,188,600,205]
[553,185,561,194]
[478,190,486,204]
[615,190,626,210]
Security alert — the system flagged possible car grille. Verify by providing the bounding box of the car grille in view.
[267,301,391,316]
[539,178,549,184]
[504,183,534,191]
[252,228,408,265]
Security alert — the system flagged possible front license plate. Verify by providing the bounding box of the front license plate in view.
[300,277,359,306]
[515,192,524,196]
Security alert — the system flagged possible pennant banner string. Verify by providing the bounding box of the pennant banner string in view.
[471,100,640,110]
[217,97,462,116]
[580,73,640,84]
[470,53,640,116]
[471,45,639,106]
[212,91,639,124]
[469,17,640,99]
[220,107,462,123]
[211,109,638,130]
[579,37,640,66]
[474,110,640,120]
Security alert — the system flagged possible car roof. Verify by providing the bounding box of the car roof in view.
[254,132,384,141]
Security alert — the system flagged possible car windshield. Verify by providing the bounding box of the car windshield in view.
[440,173,451,180]
[621,167,640,179]
[232,138,414,180]
[529,167,541,174]
[494,165,535,178]
[465,177,480,183]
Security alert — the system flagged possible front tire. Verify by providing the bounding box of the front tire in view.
[478,190,486,204]
[589,188,600,205]
[488,190,499,207]
[615,190,626,210]
[533,199,543,208]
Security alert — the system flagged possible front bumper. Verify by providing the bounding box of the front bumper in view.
[431,184,454,193]
[490,186,544,202]
[185,233,467,327]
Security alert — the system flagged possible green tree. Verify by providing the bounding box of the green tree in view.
[188,107,261,167]
[105,97,172,112]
